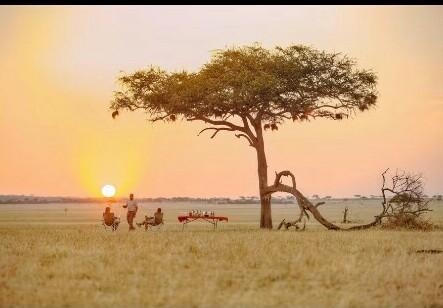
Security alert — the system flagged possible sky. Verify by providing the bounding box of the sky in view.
[0,5,442,198]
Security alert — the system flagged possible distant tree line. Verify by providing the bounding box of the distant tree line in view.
[2,194,440,205]
[0,195,296,204]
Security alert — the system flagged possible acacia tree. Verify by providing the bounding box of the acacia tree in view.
[110,44,378,229]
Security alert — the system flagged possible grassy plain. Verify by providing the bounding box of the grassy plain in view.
[1,200,442,307]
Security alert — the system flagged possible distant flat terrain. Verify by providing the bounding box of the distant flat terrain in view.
[1,201,442,307]
[0,199,442,227]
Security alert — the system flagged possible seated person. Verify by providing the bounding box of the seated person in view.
[137,208,164,229]
[154,208,164,225]
[103,207,120,230]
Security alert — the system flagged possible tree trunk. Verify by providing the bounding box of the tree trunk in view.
[260,193,272,229]
[256,125,272,229]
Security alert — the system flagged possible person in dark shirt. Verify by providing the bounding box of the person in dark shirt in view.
[137,208,163,230]
[103,207,119,231]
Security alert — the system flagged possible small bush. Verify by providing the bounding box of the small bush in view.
[378,170,434,231]
[381,213,434,231]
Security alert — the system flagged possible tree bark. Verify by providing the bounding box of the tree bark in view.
[255,124,272,229]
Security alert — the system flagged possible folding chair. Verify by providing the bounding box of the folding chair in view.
[137,212,164,231]
[102,215,120,231]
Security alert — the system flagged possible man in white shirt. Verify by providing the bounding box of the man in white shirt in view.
[123,193,138,231]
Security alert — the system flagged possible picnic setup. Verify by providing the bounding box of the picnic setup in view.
[102,203,228,231]
[178,209,228,230]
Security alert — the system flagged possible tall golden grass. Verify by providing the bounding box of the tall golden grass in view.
[1,201,442,307]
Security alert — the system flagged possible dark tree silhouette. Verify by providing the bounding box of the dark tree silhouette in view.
[110,44,378,229]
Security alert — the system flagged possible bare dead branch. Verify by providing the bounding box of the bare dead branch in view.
[264,168,431,231]
[265,171,340,230]
[379,170,432,225]
[273,170,296,189]
[342,207,350,223]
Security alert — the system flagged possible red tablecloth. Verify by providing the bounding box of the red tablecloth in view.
[178,215,228,223]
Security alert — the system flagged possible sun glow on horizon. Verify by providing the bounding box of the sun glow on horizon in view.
[1,6,442,198]
[101,184,116,197]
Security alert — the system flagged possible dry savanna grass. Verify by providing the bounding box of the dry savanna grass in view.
[1,201,443,307]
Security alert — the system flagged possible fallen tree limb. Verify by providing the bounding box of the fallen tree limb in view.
[265,170,384,231]
[266,169,432,231]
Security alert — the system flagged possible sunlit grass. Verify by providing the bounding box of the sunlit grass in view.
[1,201,442,307]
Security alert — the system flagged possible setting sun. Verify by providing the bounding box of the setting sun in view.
[101,184,116,197]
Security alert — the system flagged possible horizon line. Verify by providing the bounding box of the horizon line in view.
[3,193,441,200]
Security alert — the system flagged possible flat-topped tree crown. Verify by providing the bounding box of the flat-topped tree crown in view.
[110,44,378,229]
[111,44,377,133]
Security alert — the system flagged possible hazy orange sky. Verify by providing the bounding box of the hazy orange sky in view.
[1,5,442,198]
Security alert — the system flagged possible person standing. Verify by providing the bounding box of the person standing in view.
[123,193,138,231]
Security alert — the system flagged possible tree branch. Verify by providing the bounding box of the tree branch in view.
[191,115,258,147]
[235,133,254,147]
[198,127,235,139]
[241,115,258,142]
[273,171,296,189]
[264,170,387,231]
[151,113,174,122]
[188,116,246,132]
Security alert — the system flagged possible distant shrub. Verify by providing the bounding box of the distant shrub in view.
[378,170,434,231]
[381,213,434,231]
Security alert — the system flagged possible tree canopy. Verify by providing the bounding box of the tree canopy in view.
[111,44,377,134]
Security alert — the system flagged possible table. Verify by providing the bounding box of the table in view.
[177,215,228,230]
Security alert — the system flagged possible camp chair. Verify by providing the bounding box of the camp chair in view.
[138,212,164,231]
[102,213,120,231]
